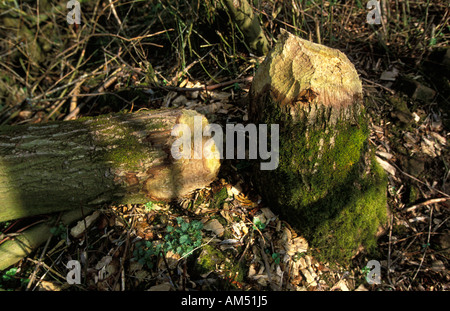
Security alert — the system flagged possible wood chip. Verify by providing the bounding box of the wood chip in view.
[376,156,396,176]
[70,211,101,238]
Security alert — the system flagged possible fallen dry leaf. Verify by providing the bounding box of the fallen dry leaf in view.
[148,282,173,291]
[204,219,225,237]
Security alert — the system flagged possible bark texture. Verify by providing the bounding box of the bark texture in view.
[223,0,269,56]
[249,31,387,262]
[0,109,220,222]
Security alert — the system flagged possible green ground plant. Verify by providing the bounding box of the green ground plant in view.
[0,267,29,290]
[165,217,204,258]
[133,217,204,269]
[133,241,163,269]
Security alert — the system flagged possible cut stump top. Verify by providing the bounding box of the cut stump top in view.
[250,30,363,114]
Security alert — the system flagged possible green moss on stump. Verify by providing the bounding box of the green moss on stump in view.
[256,104,387,263]
[249,32,388,264]
[309,157,388,263]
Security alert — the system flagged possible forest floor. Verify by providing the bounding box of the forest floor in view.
[0,0,448,291]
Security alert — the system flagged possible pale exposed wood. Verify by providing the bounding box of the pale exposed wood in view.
[249,29,363,124]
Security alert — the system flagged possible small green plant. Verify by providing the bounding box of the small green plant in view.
[164,217,203,258]
[292,251,306,262]
[50,223,67,239]
[252,216,266,230]
[133,241,163,269]
[361,265,371,277]
[272,252,281,265]
[144,201,155,212]
[133,217,204,271]
[0,268,29,290]
[1,267,18,283]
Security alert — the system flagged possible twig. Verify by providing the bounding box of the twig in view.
[361,77,396,94]
[405,197,450,212]
[238,231,253,264]
[387,214,394,286]
[388,160,450,198]
[177,236,216,262]
[258,236,272,284]
[161,249,177,290]
[89,29,172,44]
[27,72,102,102]
[31,250,66,291]
[107,0,122,27]
[168,48,215,86]
[163,76,254,92]
[131,76,253,97]
[113,205,135,291]
[26,258,67,284]
[25,235,53,291]
[0,219,47,245]
[63,66,126,120]
[408,204,434,289]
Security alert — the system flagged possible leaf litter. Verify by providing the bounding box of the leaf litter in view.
[0,0,448,292]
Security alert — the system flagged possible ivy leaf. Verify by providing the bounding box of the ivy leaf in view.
[179,234,189,244]
[192,221,203,230]
[181,221,189,232]
[155,244,162,253]
[185,246,193,256]
[138,258,146,266]
[166,226,173,233]
[253,217,266,230]
[166,241,173,251]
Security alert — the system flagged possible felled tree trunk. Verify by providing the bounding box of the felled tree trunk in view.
[0,109,220,223]
[248,31,387,263]
[0,209,85,271]
[223,0,269,56]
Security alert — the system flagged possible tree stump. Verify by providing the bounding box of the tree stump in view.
[0,109,220,222]
[249,31,387,262]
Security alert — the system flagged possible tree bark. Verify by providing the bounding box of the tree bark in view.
[0,109,220,222]
[248,30,387,262]
[223,0,269,56]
